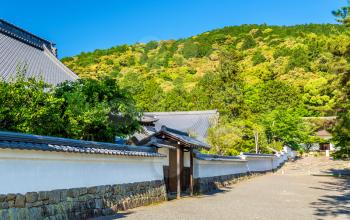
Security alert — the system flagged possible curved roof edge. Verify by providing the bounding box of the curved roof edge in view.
[0,130,164,157]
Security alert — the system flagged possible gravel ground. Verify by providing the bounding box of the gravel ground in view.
[95,157,350,220]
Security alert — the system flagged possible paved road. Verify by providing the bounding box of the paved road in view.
[99,157,350,220]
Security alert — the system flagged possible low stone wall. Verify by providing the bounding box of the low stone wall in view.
[0,180,166,220]
[194,173,250,194]
[194,168,288,194]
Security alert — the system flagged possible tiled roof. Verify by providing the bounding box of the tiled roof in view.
[144,110,219,143]
[315,129,332,138]
[0,131,165,157]
[240,152,276,158]
[158,126,211,150]
[0,19,78,85]
[131,126,157,144]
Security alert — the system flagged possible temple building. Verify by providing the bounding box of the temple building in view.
[302,116,337,152]
[0,19,78,85]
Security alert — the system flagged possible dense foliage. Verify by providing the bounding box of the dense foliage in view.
[330,1,350,159]
[0,75,139,142]
[62,24,350,154]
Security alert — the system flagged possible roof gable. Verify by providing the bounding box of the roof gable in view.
[157,126,211,150]
[144,110,219,143]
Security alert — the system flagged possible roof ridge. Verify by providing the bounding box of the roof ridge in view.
[0,19,53,46]
[0,130,154,153]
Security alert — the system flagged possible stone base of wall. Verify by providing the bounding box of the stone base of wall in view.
[0,180,166,220]
[195,163,287,194]
[194,173,250,194]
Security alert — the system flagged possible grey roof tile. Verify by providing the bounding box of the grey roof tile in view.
[144,110,219,143]
[0,20,78,85]
[241,153,276,158]
[158,126,211,150]
[0,131,165,157]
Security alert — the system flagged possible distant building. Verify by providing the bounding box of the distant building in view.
[0,19,78,85]
[302,116,337,152]
[312,129,335,151]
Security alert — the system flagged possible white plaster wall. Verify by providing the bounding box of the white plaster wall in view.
[156,148,190,167]
[0,149,164,194]
[272,157,279,169]
[274,155,284,168]
[284,146,296,159]
[282,153,288,161]
[246,158,273,172]
[157,148,169,166]
[184,151,190,168]
[194,159,248,178]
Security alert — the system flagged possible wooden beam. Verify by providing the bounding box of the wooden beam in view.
[176,147,181,199]
[189,148,194,196]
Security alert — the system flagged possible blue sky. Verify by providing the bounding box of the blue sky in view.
[1,0,345,58]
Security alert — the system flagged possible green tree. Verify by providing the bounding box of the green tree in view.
[55,76,140,141]
[0,75,64,136]
[0,75,140,142]
[333,0,350,26]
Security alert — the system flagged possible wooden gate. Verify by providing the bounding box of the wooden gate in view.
[163,147,190,196]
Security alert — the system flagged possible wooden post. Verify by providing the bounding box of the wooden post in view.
[176,147,181,199]
[189,148,194,196]
[254,131,259,154]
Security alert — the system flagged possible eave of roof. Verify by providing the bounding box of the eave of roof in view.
[241,153,276,158]
[158,126,211,150]
[0,131,164,157]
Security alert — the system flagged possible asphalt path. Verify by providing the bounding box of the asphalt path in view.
[96,156,350,220]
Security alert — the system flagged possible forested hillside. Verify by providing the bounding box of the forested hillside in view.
[62,24,350,155]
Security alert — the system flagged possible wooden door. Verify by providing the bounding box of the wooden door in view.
[168,147,184,194]
[320,143,330,151]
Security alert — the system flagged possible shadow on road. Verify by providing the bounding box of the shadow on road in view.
[89,211,135,220]
[310,176,350,219]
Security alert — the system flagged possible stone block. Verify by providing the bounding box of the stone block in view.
[105,185,112,193]
[14,194,25,208]
[0,194,6,203]
[67,188,78,198]
[8,200,15,208]
[6,194,16,201]
[1,201,9,209]
[25,192,38,203]
[95,199,103,209]
[26,200,43,208]
[93,208,102,216]
[102,208,114,216]
[96,185,107,195]
[38,191,49,201]
[48,190,61,204]
[78,187,88,196]
[60,189,68,202]
[87,186,97,194]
